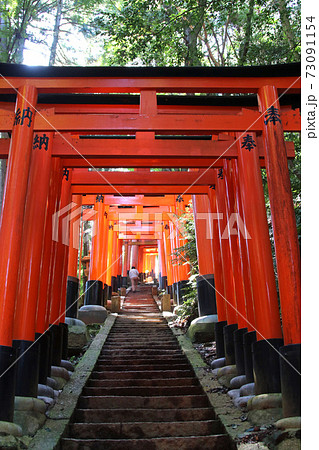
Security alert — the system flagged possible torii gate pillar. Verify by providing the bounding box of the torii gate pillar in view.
[0,85,37,422]
[258,86,301,417]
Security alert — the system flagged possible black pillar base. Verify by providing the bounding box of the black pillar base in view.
[107,285,112,300]
[117,275,121,289]
[158,272,162,290]
[252,338,284,394]
[214,321,228,358]
[177,280,188,305]
[223,323,238,365]
[172,283,178,303]
[280,343,301,418]
[66,276,79,318]
[84,280,103,306]
[167,285,172,297]
[35,331,51,384]
[12,339,40,398]
[111,276,117,293]
[50,323,63,366]
[122,276,128,287]
[60,323,68,360]
[234,328,248,375]
[0,345,17,422]
[103,284,108,306]
[243,331,257,383]
[161,276,167,291]
[196,274,217,317]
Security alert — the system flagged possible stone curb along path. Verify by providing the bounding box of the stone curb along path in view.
[169,326,269,449]
[29,313,118,450]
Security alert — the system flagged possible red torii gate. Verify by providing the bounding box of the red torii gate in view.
[0,62,301,424]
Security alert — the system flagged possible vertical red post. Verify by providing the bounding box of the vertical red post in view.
[111,230,119,293]
[258,86,301,412]
[258,86,301,346]
[12,131,53,398]
[236,131,283,395]
[192,195,217,317]
[215,172,238,325]
[207,188,227,321]
[231,160,255,331]
[223,160,248,330]
[122,243,128,286]
[85,196,105,305]
[66,194,82,319]
[0,85,37,422]
[163,222,173,294]
[36,158,63,335]
[49,168,72,367]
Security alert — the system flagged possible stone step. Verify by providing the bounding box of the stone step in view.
[90,370,195,380]
[100,349,183,355]
[78,395,210,410]
[82,386,204,397]
[102,346,181,351]
[96,358,187,365]
[61,435,233,449]
[74,407,215,423]
[102,344,180,349]
[105,338,177,342]
[86,378,199,388]
[93,364,191,372]
[68,420,223,439]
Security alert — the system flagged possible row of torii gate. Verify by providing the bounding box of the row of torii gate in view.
[0,63,301,425]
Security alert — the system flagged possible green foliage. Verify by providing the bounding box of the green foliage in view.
[86,0,300,66]
[0,0,58,63]
[262,132,301,245]
[174,275,198,325]
[172,202,198,275]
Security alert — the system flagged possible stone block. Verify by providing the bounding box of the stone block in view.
[66,319,89,353]
[0,421,22,437]
[78,305,108,325]
[227,389,240,400]
[186,314,218,343]
[211,357,226,369]
[275,416,301,430]
[14,397,47,436]
[38,384,54,399]
[240,383,255,397]
[111,295,121,313]
[120,288,127,296]
[230,375,247,389]
[51,366,70,381]
[161,294,171,312]
[61,359,74,372]
[248,393,282,411]
[233,395,254,409]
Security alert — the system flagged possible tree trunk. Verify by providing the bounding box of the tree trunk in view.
[276,0,299,59]
[49,0,63,66]
[238,0,255,65]
[184,0,207,66]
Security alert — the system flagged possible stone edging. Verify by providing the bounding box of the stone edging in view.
[29,313,118,450]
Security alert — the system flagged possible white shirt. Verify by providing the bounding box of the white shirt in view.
[129,269,139,279]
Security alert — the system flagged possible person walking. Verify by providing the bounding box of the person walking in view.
[129,266,139,292]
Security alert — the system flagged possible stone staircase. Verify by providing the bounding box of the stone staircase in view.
[61,287,234,449]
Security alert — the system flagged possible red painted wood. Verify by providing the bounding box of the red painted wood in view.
[0,85,37,346]
[258,85,301,345]
[0,75,300,94]
[13,132,53,341]
[236,131,282,340]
